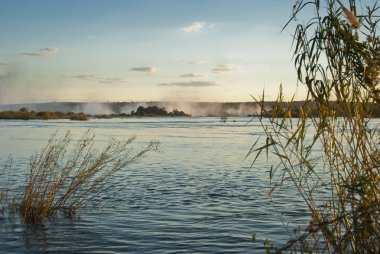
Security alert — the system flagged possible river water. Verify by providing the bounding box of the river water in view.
[0,117,312,253]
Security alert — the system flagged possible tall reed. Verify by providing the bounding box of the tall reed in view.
[251,0,380,252]
[18,129,158,224]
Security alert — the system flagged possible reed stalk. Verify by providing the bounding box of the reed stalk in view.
[4,129,159,224]
[250,0,380,252]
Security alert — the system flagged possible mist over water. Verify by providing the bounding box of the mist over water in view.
[0,101,262,116]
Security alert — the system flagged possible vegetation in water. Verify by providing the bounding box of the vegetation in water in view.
[131,106,190,117]
[0,130,158,224]
[250,0,380,252]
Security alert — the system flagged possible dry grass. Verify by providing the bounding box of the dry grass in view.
[8,129,159,224]
[337,0,360,29]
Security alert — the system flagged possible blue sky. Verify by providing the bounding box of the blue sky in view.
[0,0,303,103]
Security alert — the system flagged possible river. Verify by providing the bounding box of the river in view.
[0,117,312,253]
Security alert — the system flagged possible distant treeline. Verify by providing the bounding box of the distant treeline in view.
[0,107,88,120]
[0,106,190,120]
[0,101,262,116]
[92,106,190,118]
[266,101,380,118]
[0,103,378,120]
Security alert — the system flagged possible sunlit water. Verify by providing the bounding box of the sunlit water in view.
[0,117,312,253]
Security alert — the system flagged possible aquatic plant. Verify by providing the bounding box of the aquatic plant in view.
[17,129,158,224]
[250,0,380,252]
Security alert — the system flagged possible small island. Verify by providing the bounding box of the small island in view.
[131,106,190,117]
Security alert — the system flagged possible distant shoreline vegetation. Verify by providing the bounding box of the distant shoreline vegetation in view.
[0,102,378,120]
[0,107,89,120]
[0,106,191,120]
[266,101,380,118]
[131,106,190,117]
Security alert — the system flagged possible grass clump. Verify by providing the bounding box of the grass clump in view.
[18,129,158,224]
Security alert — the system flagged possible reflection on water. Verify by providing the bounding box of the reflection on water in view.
[0,117,313,253]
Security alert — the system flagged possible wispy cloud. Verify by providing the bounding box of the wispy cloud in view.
[73,75,127,84]
[159,81,219,87]
[226,53,245,59]
[188,60,209,65]
[129,66,157,75]
[180,73,205,78]
[181,22,215,33]
[211,64,238,74]
[21,47,60,57]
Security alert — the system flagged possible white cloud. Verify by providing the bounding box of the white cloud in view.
[21,47,60,57]
[97,78,127,84]
[181,22,206,32]
[159,81,219,87]
[74,75,127,84]
[180,73,205,78]
[181,22,215,33]
[211,64,238,74]
[129,66,157,75]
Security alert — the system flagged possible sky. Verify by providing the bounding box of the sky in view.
[0,0,304,104]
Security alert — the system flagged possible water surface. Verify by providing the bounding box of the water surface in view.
[0,117,310,253]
